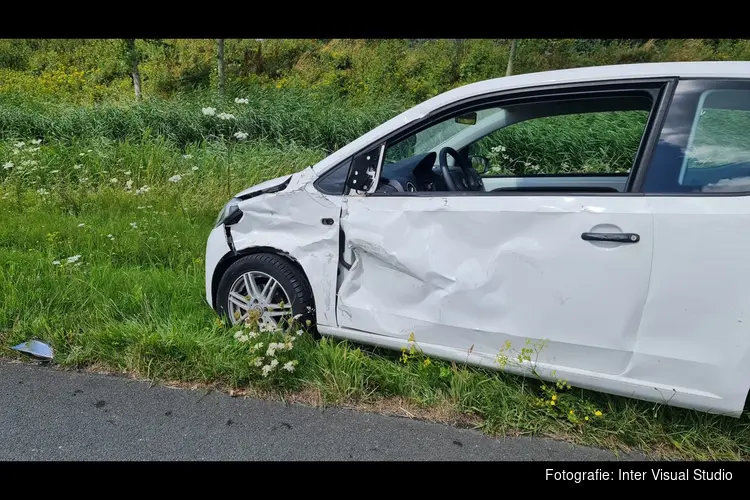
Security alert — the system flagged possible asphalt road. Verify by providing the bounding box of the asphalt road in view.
[0,361,643,461]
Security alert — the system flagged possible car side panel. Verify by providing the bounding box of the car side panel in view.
[226,174,342,327]
[635,197,750,414]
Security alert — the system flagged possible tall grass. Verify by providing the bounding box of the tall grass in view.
[0,89,407,153]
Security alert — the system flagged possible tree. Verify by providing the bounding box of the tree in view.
[506,39,518,77]
[217,39,226,94]
[124,39,142,100]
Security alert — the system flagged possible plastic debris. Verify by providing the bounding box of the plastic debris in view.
[11,340,53,361]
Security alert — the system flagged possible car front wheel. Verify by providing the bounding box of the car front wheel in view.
[215,253,315,332]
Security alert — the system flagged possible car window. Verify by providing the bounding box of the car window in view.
[384,107,502,166]
[469,110,649,176]
[642,84,750,194]
[680,91,750,192]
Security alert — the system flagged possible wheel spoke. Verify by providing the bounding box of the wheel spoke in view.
[260,278,279,304]
[243,273,262,301]
[267,305,293,317]
[229,292,250,309]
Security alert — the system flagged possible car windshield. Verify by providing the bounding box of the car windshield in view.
[412,108,503,155]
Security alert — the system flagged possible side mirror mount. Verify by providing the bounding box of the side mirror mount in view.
[469,155,490,174]
[346,143,385,195]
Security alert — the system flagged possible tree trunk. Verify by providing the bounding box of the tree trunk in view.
[125,39,142,100]
[217,39,226,94]
[506,39,518,77]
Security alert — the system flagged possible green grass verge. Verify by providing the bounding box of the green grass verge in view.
[1,137,749,461]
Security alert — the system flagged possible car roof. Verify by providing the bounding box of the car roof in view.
[311,61,750,177]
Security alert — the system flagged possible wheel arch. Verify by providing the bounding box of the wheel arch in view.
[211,246,314,310]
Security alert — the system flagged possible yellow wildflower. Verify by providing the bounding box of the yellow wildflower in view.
[595,410,603,417]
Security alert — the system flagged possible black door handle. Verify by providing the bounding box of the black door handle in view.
[581,232,640,243]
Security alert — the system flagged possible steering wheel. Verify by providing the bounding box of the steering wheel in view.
[439,147,486,192]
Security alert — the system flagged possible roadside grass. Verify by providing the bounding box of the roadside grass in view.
[2,137,750,461]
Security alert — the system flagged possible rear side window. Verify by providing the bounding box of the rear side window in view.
[642,81,750,194]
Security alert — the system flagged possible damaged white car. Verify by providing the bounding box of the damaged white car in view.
[206,61,750,417]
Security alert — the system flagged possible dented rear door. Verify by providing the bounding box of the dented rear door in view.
[337,194,654,376]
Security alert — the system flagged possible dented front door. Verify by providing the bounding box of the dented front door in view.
[336,194,654,376]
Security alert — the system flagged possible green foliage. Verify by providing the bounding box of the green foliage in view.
[2,38,748,104]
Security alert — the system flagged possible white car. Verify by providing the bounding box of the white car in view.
[206,61,750,417]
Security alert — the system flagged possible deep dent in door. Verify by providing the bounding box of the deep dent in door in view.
[337,195,656,380]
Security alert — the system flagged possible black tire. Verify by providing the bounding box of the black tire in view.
[215,252,316,333]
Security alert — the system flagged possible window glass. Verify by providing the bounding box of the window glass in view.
[643,84,750,194]
[470,110,649,176]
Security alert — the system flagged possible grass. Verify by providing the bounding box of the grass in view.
[1,135,749,461]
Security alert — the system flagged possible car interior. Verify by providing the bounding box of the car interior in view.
[373,93,655,195]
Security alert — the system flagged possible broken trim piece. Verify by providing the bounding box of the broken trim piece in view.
[237,176,292,201]
[224,225,236,254]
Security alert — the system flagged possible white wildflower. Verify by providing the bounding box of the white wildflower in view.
[130,222,137,229]
[27,147,40,153]
[79,152,85,156]
[233,131,249,140]
[66,254,81,264]
[201,107,216,116]
[52,260,60,265]
[282,361,295,372]
[269,359,279,368]
[77,223,85,227]
[13,141,24,148]
[233,331,243,340]
[217,112,235,120]
[21,160,38,167]
[266,345,277,357]
[259,322,277,332]
[253,342,263,350]
[110,178,119,184]
[79,178,88,183]
[31,139,42,145]
[253,358,263,367]
[124,171,131,176]
[296,329,304,336]
[168,175,182,183]
[2,162,12,170]
[87,149,92,153]
[135,185,150,195]
[182,154,193,159]
[73,164,82,170]
[191,166,198,171]
[234,97,249,104]
[37,188,49,196]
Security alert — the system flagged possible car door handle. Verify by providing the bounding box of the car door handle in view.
[581,232,640,243]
